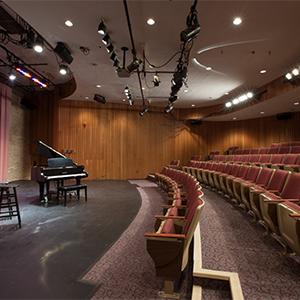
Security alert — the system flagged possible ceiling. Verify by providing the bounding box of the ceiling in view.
[3,0,300,115]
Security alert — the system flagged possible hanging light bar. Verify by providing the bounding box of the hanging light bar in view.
[15,66,47,88]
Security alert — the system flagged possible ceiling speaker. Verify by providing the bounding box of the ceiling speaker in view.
[276,112,292,120]
[93,94,106,104]
[54,42,73,64]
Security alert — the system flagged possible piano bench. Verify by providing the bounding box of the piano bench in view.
[57,184,87,207]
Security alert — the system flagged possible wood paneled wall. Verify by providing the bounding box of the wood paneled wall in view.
[56,101,202,179]
[191,112,300,156]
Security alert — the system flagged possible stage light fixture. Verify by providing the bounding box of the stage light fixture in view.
[107,44,114,53]
[113,59,120,68]
[238,94,248,102]
[153,73,160,87]
[9,73,16,81]
[225,102,232,108]
[128,99,133,106]
[180,25,200,43]
[232,98,239,105]
[54,42,73,64]
[33,35,44,53]
[94,94,106,104]
[110,51,117,61]
[97,21,106,35]
[164,103,174,113]
[246,92,253,99]
[139,107,149,117]
[127,58,142,73]
[169,95,178,103]
[59,64,68,75]
[102,34,110,45]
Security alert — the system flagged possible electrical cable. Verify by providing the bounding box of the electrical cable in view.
[144,51,181,69]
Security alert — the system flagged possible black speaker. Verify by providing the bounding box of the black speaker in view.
[276,112,292,120]
[93,94,106,104]
[20,98,37,110]
[54,42,73,64]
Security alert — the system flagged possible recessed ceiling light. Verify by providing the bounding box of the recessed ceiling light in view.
[9,74,16,81]
[285,73,292,80]
[294,101,299,106]
[246,92,253,98]
[65,20,73,27]
[260,69,267,74]
[232,98,239,105]
[122,99,126,102]
[260,111,265,114]
[147,18,155,25]
[206,66,212,71]
[85,96,89,100]
[233,17,242,26]
[233,117,237,120]
[184,89,188,93]
[225,92,229,95]
[225,102,232,108]
[191,104,195,107]
[96,84,101,88]
[292,68,299,76]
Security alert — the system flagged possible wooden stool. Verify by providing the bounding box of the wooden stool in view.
[57,184,87,206]
[0,183,21,228]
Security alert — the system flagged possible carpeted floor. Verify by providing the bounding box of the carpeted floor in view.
[0,180,141,299]
[200,188,300,300]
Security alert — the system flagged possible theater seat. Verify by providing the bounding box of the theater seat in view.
[249,169,289,221]
[277,202,300,255]
[259,172,300,235]
[145,199,204,283]
[225,165,248,197]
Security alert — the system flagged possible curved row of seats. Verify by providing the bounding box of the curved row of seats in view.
[145,167,204,292]
[207,154,300,172]
[231,143,300,155]
[182,162,300,255]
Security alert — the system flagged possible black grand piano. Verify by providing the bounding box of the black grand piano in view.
[31,141,88,202]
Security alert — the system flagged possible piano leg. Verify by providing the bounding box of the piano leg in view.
[39,182,45,202]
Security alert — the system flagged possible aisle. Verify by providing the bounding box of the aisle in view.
[200,189,300,300]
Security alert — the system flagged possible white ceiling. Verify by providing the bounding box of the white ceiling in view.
[4,0,300,114]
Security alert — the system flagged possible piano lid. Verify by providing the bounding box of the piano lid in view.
[37,140,67,159]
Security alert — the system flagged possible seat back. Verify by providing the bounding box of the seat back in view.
[244,166,260,182]
[249,154,260,163]
[259,147,269,154]
[282,154,299,165]
[255,167,274,186]
[280,172,300,199]
[277,202,300,255]
[236,165,249,179]
[267,169,289,192]
[258,154,271,163]
[250,148,259,154]
[230,164,240,176]
[278,146,291,154]
[291,146,300,154]
[268,147,279,154]
[270,154,284,164]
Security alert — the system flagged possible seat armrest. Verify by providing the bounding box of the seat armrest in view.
[289,213,300,218]
[264,198,299,203]
[154,215,185,220]
[144,233,186,239]
[268,190,280,195]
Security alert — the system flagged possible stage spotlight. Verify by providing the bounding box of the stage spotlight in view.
[164,103,174,113]
[225,102,232,108]
[33,35,44,53]
[127,58,142,73]
[292,68,299,76]
[107,44,114,53]
[180,25,200,43]
[59,64,68,75]
[113,59,120,68]
[153,73,160,87]
[26,30,35,49]
[94,94,106,104]
[246,92,253,99]
[232,98,239,105]
[139,107,149,117]
[102,34,110,45]
[97,21,106,35]
[128,99,134,106]
[9,72,16,81]
[169,95,178,103]
[110,51,117,61]
[124,86,129,94]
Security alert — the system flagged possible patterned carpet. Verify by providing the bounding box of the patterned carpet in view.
[200,188,300,300]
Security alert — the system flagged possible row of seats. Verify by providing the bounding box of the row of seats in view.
[232,145,300,155]
[208,154,300,171]
[182,162,300,255]
[145,167,204,287]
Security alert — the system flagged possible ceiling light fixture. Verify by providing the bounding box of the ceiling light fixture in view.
[232,98,240,105]
[246,92,253,98]
[139,107,149,117]
[225,102,232,108]
[102,34,110,45]
[165,103,174,113]
[147,18,155,26]
[59,64,68,75]
[225,92,229,95]
[184,89,188,93]
[233,117,237,120]
[260,69,267,74]
[15,67,47,88]
[285,73,292,80]
[233,17,242,26]
[85,96,89,99]
[65,20,73,27]
[153,73,160,87]
[292,68,299,76]
[191,104,195,107]
[206,66,212,71]
[96,84,101,88]
[33,36,44,53]
[294,101,299,106]
[260,111,265,114]
[110,51,117,61]
[107,44,114,53]
[97,20,106,35]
